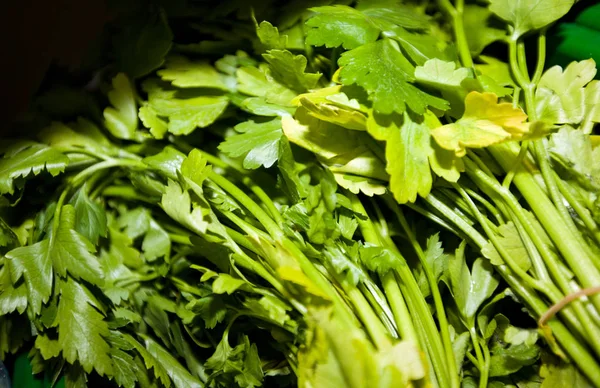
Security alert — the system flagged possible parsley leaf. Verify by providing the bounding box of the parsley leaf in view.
[489,0,574,39]
[339,39,448,115]
[431,92,531,156]
[262,50,321,92]
[104,73,139,140]
[0,141,69,195]
[219,119,283,169]
[55,277,113,376]
[158,56,228,90]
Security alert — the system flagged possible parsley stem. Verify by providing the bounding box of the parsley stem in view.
[517,41,530,83]
[553,173,600,247]
[208,170,358,328]
[468,328,485,387]
[531,30,547,85]
[384,195,460,388]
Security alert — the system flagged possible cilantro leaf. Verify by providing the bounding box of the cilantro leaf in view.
[158,56,228,90]
[489,0,574,39]
[104,73,139,140]
[339,39,448,115]
[0,141,69,195]
[55,277,113,376]
[219,119,283,169]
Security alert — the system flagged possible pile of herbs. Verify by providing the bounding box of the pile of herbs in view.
[1,0,600,387]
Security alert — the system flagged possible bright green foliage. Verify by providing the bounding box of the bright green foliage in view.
[489,0,575,39]
[219,119,283,169]
[339,39,448,115]
[262,50,321,92]
[104,73,139,140]
[158,56,228,90]
[0,141,69,195]
[54,277,113,376]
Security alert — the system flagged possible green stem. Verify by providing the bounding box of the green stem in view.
[489,144,600,309]
[480,340,491,388]
[531,30,547,85]
[468,329,485,387]
[517,41,530,83]
[209,170,358,327]
[554,175,600,247]
[384,196,460,388]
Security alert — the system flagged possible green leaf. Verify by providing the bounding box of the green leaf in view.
[0,141,69,195]
[424,233,447,285]
[263,50,321,92]
[124,334,172,387]
[148,93,229,136]
[256,21,288,50]
[482,221,532,271]
[297,97,367,131]
[415,59,470,91]
[104,73,139,140]
[142,219,171,261]
[431,92,530,156]
[239,97,295,117]
[219,119,283,169]
[139,104,169,139]
[212,273,252,294]
[158,56,228,90]
[236,65,297,106]
[6,205,103,314]
[143,146,186,181]
[55,277,113,376]
[429,140,465,182]
[305,5,380,50]
[368,113,433,203]
[113,8,173,78]
[359,244,403,275]
[0,264,27,314]
[111,347,138,388]
[540,353,594,387]
[449,242,499,326]
[181,149,212,187]
[463,5,507,56]
[305,4,431,50]
[71,187,108,245]
[535,60,597,125]
[187,295,228,329]
[161,180,209,235]
[339,39,448,115]
[489,0,575,39]
[282,109,388,182]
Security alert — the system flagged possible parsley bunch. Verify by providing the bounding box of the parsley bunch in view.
[2,0,600,387]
